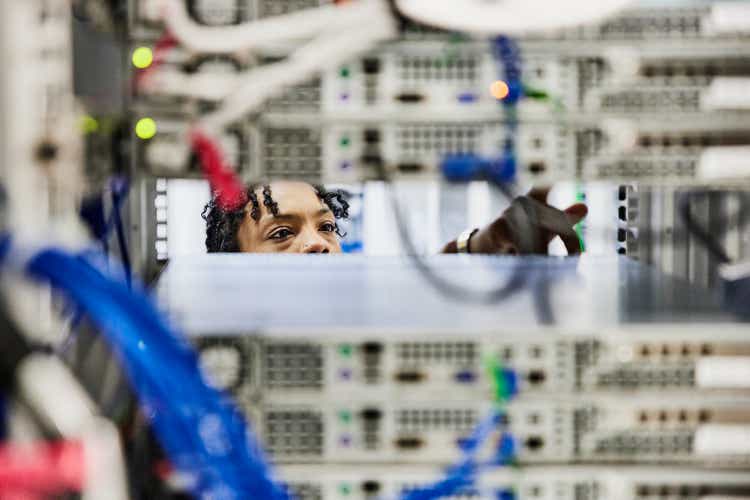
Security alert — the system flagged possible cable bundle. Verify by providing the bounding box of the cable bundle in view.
[20,246,289,500]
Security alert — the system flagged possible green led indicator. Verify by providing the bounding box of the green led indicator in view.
[132,46,154,69]
[575,186,586,252]
[338,410,352,423]
[339,136,350,148]
[338,344,352,356]
[79,115,99,134]
[339,67,351,78]
[135,117,157,140]
[339,483,352,495]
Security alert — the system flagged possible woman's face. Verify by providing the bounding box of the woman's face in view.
[237,181,342,254]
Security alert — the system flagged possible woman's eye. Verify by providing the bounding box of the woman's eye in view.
[269,228,293,240]
[320,222,336,233]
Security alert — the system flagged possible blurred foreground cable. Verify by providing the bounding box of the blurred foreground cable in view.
[678,191,732,265]
[1,240,289,500]
[0,440,85,497]
[401,362,519,500]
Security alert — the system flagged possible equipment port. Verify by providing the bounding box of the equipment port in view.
[361,408,383,421]
[396,163,424,173]
[527,370,546,385]
[363,129,381,144]
[528,162,546,175]
[395,371,426,383]
[361,480,381,494]
[525,435,545,451]
[395,92,425,103]
[395,437,424,449]
[362,342,384,355]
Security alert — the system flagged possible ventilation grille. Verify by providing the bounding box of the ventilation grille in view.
[398,55,479,84]
[642,59,750,81]
[263,342,323,389]
[397,408,477,432]
[594,430,694,455]
[261,127,322,179]
[596,367,695,389]
[600,89,701,112]
[638,131,750,150]
[396,342,477,365]
[397,124,481,157]
[257,0,329,17]
[266,79,321,112]
[592,157,697,179]
[284,483,323,500]
[634,483,750,498]
[264,410,324,456]
[595,8,706,40]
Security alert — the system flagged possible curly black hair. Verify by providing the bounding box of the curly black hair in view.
[201,182,350,252]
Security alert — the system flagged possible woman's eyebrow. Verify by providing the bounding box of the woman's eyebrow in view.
[267,213,300,222]
[261,209,330,225]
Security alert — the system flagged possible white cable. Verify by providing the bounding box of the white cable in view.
[198,11,396,131]
[395,0,633,35]
[162,0,384,53]
[144,69,239,101]
[16,354,128,500]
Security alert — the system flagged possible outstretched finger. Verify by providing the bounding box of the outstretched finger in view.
[558,227,583,255]
[527,187,551,205]
[564,203,588,225]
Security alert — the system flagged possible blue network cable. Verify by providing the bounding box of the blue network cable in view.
[6,243,290,500]
[439,36,523,188]
[79,177,132,285]
[489,35,522,186]
[400,408,516,500]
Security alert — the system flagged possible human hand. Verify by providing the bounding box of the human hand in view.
[468,187,588,255]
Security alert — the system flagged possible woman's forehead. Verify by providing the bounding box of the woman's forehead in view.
[254,181,324,215]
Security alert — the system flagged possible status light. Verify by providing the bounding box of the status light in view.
[79,115,99,134]
[135,118,157,140]
[132,47,154,69]
[490,80,510,100]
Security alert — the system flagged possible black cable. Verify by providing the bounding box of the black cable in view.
[387,182,530,305]
[111,184,132,287]
[0,304,32,395]
[373,158,536,305]
[678,191,732,265]
[532,275,556,326]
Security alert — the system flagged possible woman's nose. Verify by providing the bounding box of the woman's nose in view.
[301,233,331,254]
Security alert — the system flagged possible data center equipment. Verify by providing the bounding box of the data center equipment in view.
[275,466,750,500]
[621,186,750,288]
[126,0,750,280]
[129,1,750,185]
[1,0,750,499]
[158,253,750,497]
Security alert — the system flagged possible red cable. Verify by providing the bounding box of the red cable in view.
[0,441,84,495]
[190,129,247,211]
[134,32,179,91]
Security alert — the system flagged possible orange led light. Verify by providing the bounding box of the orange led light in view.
[490,80,510,100]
